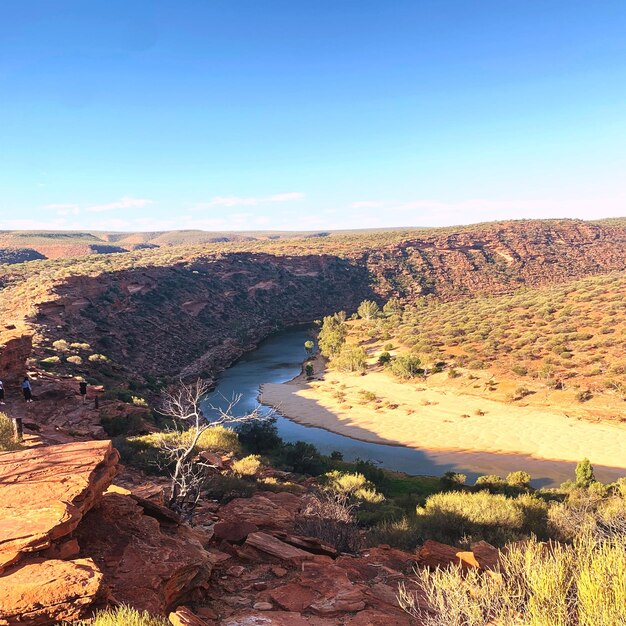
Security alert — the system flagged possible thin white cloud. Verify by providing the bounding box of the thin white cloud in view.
[85,196,153,213]
[197,192,304,209]
[350,201,387,209]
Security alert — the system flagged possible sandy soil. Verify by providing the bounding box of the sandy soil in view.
[260,362,626,474]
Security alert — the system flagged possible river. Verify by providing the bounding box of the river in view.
[201,327,621,487]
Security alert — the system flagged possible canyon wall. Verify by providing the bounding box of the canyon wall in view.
[9,219,626,385]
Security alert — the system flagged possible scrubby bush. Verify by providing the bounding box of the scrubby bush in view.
[506,470,532,488]
[322,471,384,504]
[66,355,83,365]
[279,440,328,475]
[100,412,146,437]
[204,474,256,502]
[69,605,169,626]
[238,417,282,454]
[231,454,263,477]
[576,458,596,488]
[389,354,422,379]
[377,351,391,365]
[332,345,368,372]
[0,412,20,451]
[415,490,549,546]
[357,299,380,320]
[52,339,70,352]
[296,494,363,553]
[399,534,626,626]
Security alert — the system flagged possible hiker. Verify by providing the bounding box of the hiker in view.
[79,380,87,403]
[0,379,5,405]
[22,377,32,403]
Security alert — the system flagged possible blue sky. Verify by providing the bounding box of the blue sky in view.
[1,1,625,232]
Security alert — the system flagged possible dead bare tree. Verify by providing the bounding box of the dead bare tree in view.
[158,379,261,521]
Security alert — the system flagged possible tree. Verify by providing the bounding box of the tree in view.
[332,345,368,372]
[389,354,422,379]
[575,458,596,488]
[158,380,260,520]
[506,470,531,488]
[383,297,402,317]
[318,313,347,357]
[304,340,315,356]
[357,300,380,320]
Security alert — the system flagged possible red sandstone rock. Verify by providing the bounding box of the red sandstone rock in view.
[269,582,319,612]
[0,440,118,571]
[470,540,500,570]
[222,611,311,626]
[0,557,105,626]
[168,606,210,626]
[75,492,214,613]
[245,532,313,562]
[218,492,302,529]
[213,520,259,543]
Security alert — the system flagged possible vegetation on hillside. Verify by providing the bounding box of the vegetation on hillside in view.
[333,271,626,400]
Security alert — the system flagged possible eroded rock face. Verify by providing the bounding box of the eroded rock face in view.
[0,441,219,625]
[0,558,105,626]
[0,440,119,572]
[75,492,215,613]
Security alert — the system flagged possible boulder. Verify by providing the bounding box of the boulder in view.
[213,520,259,543]
[0,557,105,626]
[470,540,500,570]
[416,539,501,572]
[245,532,313,562]
[75,492,214,613]
[218,492,302,530]
[0,440,118,572]
[169,606,210,626]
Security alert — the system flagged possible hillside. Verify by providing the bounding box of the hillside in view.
[393,271,626,394]
[2,218,626,388]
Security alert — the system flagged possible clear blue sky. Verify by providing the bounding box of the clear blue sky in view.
[1,1,625,231]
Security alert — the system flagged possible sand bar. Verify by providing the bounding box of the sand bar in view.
[260,369,626,473]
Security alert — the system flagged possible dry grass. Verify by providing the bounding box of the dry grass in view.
[399,533,626,626]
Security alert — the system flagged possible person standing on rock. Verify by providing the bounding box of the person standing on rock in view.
[79,380,87,403]
[0,379,5,405]
[21,377,33,403]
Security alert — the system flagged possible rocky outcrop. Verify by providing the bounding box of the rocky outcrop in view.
[0,441,219,625]
[0,327,32,383]
[13,219,626,388]
[0,440,119,572]
[416,539,499,571]
[75,491,215,613]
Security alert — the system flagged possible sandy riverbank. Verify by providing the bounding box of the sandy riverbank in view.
[260,365,626,475]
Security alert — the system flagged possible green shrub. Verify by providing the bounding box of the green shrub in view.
[378,351,392,365]
[357,299,380,320]
[332,345,368,372]
[576,458,596,488]
[368,517,422,551]
[389,354,422,379]
[0,413,20,451]
[238,418,282,454]
[70,605,168,626]
[205,474,256,502]
[322,471,384,504]
[100,412,146,437]
[192,425,240,454]
[415,490,549,546]
[232,454,263,477]
[506,470,532,488]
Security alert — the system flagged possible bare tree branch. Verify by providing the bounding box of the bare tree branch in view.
[157,379,262,521]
